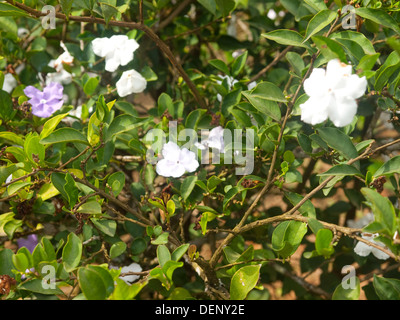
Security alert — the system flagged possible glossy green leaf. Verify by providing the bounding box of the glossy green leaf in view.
[180,175,197,201]
[361,188,396,236]
[262,29,311,49]
[230,265,261,300]
[303,10,338,42]
[62,232,82,272]
[78,266,114,300]
[271,220,308,258]
[356,7,400,35]
[19,279,64,295]
[90,218,117,237]
[0,3,30,17]
[40,128,90,146]
[107,171,125,197]
[332,277,360,300]
[373,275,400,300]
[157,245,171,268]
[373,155,400,178]
[315,229,334,258]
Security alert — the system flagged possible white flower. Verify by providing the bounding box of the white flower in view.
[116,69,147,97]
[195,126,225,153]
[267,9,277,20]
[2,73,17,93]
[354,233,391,260]
[119,263,142,285]
[299,59,367,127]
[46,42,74,85]
[17,28,29,38]
[92,35,139,72]
[156,142,199,178]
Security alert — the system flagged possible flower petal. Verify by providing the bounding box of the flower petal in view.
[303,68,327,97]
[299,95,329,125]
[327,95,357,127]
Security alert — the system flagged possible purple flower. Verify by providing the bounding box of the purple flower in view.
[23,82,64,118]
[16,234,39,253]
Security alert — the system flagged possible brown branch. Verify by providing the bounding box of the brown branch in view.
[155,0,194,31]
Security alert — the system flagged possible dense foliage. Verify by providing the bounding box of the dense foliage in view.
[1,0,400,301]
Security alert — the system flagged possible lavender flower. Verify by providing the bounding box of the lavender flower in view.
[16,234,38,253]
[23,82,64,118]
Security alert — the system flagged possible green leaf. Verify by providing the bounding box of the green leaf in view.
[151,232,169,245]
[374,51,400,92]
[110,278,146,300]
[356,7,400,35]
[162,260,183,282]
[100,2,118,26]
[77,200,102,215]
[40,113,69,140]
[317,127,358,164]
[110,242,127,259]
[0,3,30,17]
[315,229,334,258]
[230,265,261,300]
[332,277,360,300]
[303,10,338,43]
[215,0,235,17]
[105,115,148,141]
[171,244,190,262]
[373,275,400,300]
[180,176,197,201]
[83,77,99,96]
[223,186,240,210]
[0,249,14,277]
[63,173,79,208]
[166,199,175,217]
[373,155,400,178]
[78,266,114,300]
[304,0,327,11]
[107,171,125,197]
[185,109,207,130]
[19,279,64,295]
[357,53,381,73]
[60,0,74,17]
[157,245,171,268]
[62,233,82,272]
[209,59,230,75]
[231,51,248,77]
[262,29,311,49]
[90,218,117,237]
[242,86,282,121]
[361,188,396,236]
[0,90,15,122]
[197,0,217,15]
[40,128,90,146]
[0,131,24,146]
[330,31,376,56]
[311,36,347,63]
[271,220,308,258]
[158,92,174,117]
[24,132,45,165]
[285,192,316,218]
